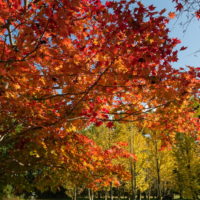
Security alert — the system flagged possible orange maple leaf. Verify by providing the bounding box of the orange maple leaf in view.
[168,12,176,19]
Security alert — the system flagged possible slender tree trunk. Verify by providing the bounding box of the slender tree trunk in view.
[108,130,113,200]
[137,190,141,200]
[105,190,108,200]
[147,189,151,200]
[129,127,136,200]
[143,192,147,200]
[88,189,92,200]
[154,138,161,200]
[187,160,197,200]
[88,189,94,200]
[98,191,101,200]
[118,187,121,200]
[123,188,126,200]
[130,160,135,200]
[179,192,183,200]
[92,190,94,200]
[156,160,161,200]
[73,187,77,200]
[110,183,113,200]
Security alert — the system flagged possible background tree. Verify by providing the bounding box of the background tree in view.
[145,130,175,200]
[172,133,200,200]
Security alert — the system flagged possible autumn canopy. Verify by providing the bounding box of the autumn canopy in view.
[0,0,199,191]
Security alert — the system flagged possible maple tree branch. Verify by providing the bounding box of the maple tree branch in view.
[96,84,146,89]
[16,126,43,137]
[0,59,19,63]
[65,116,85,121]
[105,101,172,117]
[33,92,85,101]
[12,158,25,166]
[82,116,147,123]
[67,60,115,115]
[21,16,51,61]
[0,17,46,63]
[0,134,6,142]
[0,121,19,144]
[7,23,14,46]
[24,0,27,11]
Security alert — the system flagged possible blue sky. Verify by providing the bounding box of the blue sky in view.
[141,0,200,68]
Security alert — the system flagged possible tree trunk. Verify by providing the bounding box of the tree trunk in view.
[73,187,77,200]
[143,192,147,200]
[98,191,101,200]
[137,190,141,200]
[147,189,151,200]
[129,128,136,200]
[117,187,121,200]
[110,183,113,200]
[179,192,183,200]
[154,138,161,200]
[88,189,92,200]
[105,190,108,200]
[92,190,94,200]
